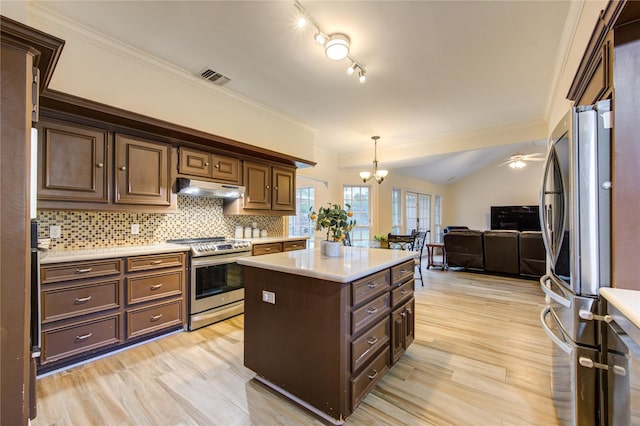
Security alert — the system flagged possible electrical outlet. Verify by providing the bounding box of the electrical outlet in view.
[49,225,61,239]
[131,224,140,235]
[262,291,276,304]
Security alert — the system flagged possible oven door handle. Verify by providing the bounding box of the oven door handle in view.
[190,252,251,267]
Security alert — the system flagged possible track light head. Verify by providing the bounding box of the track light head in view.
[358,69,366,83]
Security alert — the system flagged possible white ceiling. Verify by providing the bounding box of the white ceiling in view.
[32,1,570,184]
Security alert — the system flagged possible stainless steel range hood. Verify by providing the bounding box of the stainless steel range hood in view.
[176,178,245,199]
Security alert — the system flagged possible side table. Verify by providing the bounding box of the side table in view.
[427,243,446,270]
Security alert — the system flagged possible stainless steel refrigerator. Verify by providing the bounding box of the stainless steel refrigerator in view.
[539,99,612,425]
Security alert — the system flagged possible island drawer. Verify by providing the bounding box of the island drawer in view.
[252,243,283,256]
[351,292,390,336]
[351,348,390,410]
[40,314,121,364]
[351,317,390,373]
[126,252,185,272]
[126,299,183,339]
[42,279,120,323]
[351,270,390,307]
[126,270,183,304]
[283,240,306,252]
[391,279,414,308]
[41,259,122,284]
[391,260,415,285]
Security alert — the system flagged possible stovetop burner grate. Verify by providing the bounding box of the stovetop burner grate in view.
[167,236,251,257]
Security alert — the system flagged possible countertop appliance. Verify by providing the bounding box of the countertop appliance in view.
[539,99,612,425]
[167,237,251,330]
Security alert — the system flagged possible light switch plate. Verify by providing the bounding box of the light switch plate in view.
[49,225,61,239]
[262,291,275,304]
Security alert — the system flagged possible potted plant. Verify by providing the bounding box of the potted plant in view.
[373,234,388,248]
[309,203,356,256]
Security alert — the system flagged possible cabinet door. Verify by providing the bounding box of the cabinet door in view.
[390,306,405,364]
[178,147,212,178]
[37,119,109,203]
[212,153,241,184]
[115,134,171,206]
[403,298,415,350]
[272,166,295,212]
[243,161,271,209]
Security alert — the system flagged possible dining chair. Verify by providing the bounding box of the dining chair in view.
[412,231,429,286]
[387,233,414,251]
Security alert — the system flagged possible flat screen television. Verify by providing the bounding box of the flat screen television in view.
[490,205,541,231]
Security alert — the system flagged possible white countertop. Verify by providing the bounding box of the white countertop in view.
[40,243,189,264]
[600,287,640,330]
[237,246,416,283]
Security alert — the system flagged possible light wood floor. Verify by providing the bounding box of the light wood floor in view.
[33,269,560,426]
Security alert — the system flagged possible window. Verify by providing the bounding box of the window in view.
[434,195,442,243]
[391,188,401,234]
[343,186,370,242]
[288,187,315,238]
[406,191,431,235]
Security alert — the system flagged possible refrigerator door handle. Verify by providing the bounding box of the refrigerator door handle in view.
[540,306,573,355]
[540,274,571,308]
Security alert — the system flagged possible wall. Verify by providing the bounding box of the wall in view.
[23,5,315,163]
[444,152,545,231]
[38,196,284,250]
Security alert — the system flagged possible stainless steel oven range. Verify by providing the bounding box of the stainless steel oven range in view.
[168,237,251,330]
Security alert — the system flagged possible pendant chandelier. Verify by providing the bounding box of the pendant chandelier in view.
[359,136,388,184]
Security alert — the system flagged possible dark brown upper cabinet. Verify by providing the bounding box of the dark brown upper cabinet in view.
[37,118,109,203]
[237,160,295,213]
[114,134,171,206]
[178,146,241,184]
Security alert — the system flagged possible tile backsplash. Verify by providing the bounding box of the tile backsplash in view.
[37,195,285,250]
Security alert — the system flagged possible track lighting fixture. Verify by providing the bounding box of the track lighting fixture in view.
[293,0,367,82]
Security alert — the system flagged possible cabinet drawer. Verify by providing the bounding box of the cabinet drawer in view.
[391,279,414,308]
[42,279,120,323]
[352,270,390,307]
[126,253,185,272]
[127,270,183,304]
[252,243,282,256]
[282,240,306,252]
[41,314,121,364]
[351,348,390,410]
[351,317,390,373]
[351,292,390,336]
[41,259,122,284]
[126,299,183,339]
[391,260,414,285]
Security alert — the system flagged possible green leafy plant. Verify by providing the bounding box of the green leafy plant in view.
[309,203,356,242]
[373,234,388,242]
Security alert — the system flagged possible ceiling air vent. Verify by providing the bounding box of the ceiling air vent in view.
[200,68,231,86]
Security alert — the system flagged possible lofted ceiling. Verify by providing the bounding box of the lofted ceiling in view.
[31,0,571,184]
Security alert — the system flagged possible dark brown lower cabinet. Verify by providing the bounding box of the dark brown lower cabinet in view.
[39,252,186,372]
[244,259,415,423]
[391,298,415,364]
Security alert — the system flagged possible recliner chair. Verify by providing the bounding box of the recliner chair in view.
[443,230,484,270]
[483,230,520,275]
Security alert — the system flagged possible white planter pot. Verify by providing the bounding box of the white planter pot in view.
[325,241,342,257]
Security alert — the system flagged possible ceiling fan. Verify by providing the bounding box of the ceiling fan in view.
[498,152,544,169]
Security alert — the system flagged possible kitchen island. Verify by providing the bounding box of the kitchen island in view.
[237,246,417,424]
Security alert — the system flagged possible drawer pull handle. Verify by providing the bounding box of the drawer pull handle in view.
[151,260,163,265]
[367,282,378,289]
[150,283,164,290]
[150,314,163,322]
[400,269,409,274]
[75,332,92,342]
[265,248,271,251]
[400,290,409,295]
[74,296,92,304]
[367,307,378,315]
[367,369,379,380]
[76,268,92,274]
[366,336,378,346]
